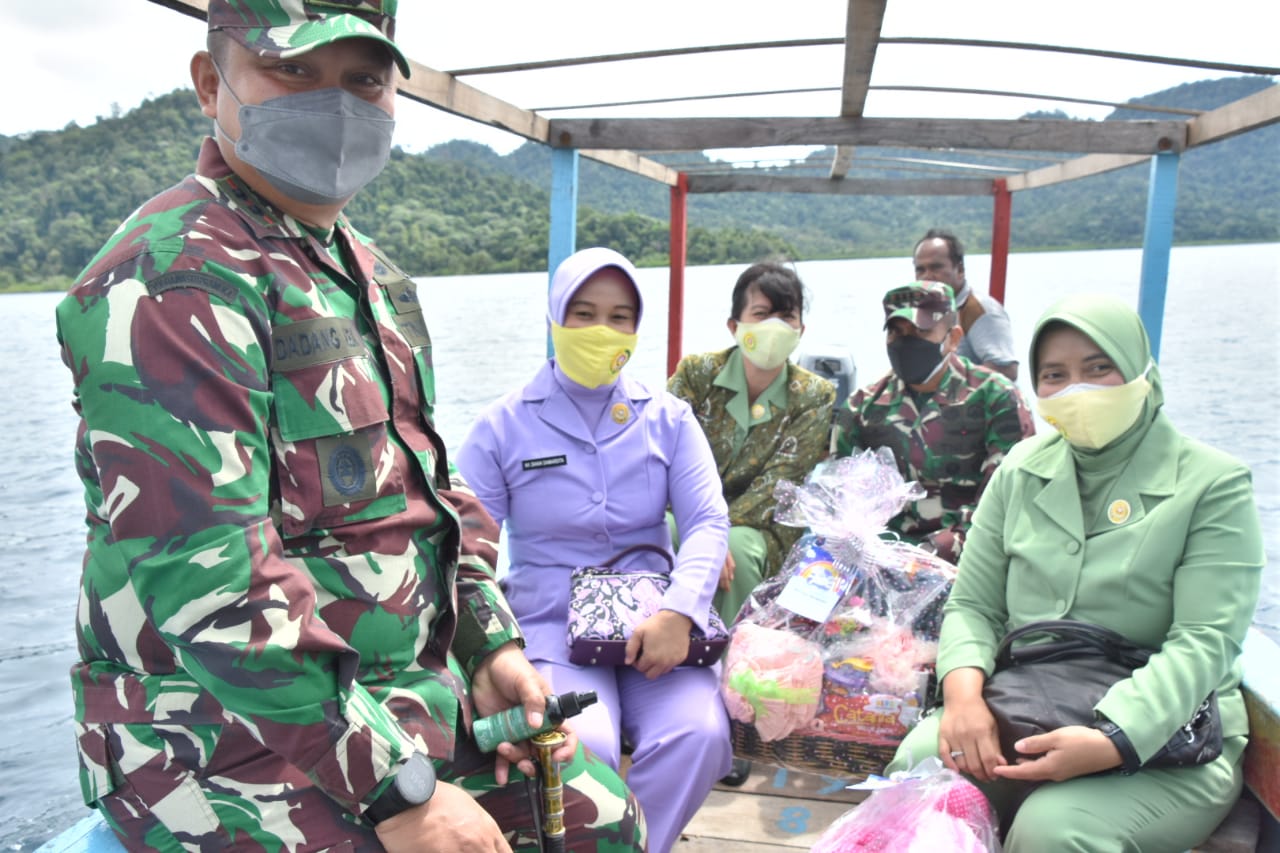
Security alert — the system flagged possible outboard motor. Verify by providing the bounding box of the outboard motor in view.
[796,347,856,405]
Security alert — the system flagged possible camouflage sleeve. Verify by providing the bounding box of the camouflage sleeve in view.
[832,386,868,457]
[441,468,524,674]
[666,354,703,406]
[57,269,418,813]
[928,378,1035,562]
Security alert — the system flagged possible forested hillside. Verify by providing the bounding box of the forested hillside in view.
[0,75,1274,292]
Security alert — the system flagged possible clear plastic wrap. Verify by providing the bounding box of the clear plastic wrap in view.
[810,758,1002,852]
[722,449,957,775]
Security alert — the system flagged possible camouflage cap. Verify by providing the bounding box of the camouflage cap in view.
[882,281,956,330]
[208,0,411,78]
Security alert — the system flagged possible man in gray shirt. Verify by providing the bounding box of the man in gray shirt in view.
[913,229,1019,381]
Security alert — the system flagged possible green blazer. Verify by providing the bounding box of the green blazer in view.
[940,414,1264,762]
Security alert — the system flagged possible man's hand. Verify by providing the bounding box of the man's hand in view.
[470,641,578,779]
[374,781,511,852]
[718,552,736,591]
[625,609,692,678]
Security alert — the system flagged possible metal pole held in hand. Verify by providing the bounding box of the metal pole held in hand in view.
[532,729,568,853]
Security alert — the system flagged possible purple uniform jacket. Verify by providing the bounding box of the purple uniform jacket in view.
[455,364,730,663]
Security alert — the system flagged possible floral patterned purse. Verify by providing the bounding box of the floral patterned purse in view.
[566,543,730,667]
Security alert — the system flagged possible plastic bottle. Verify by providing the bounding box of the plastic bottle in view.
[472,690,598,753]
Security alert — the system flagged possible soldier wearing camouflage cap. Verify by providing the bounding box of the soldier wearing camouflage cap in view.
[833,281,1035,563]
[55,1,646,850]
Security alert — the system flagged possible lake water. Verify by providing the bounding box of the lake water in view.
[2,243,1277,849]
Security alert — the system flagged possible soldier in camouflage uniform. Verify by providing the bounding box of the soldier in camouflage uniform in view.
[833,281,1034,564]
[54,2,644,851]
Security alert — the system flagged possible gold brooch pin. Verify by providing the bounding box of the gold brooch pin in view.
[611,403,630,424]
[1107,499,1131,525]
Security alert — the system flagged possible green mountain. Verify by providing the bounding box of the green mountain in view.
[0,75,1274,292]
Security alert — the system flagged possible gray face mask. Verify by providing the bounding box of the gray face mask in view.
[215,69,395,206]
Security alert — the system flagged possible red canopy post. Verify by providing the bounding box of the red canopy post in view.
[666,172,689,377]
[989,178,1011,304]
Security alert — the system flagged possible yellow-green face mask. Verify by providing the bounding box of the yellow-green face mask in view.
[551,323,638,389]
[1036,370,1151,449]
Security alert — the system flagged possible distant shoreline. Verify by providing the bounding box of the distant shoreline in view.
[6,238,1276,294]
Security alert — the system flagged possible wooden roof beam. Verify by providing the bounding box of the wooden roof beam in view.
[686,175,993,195]
[878,37,1280,76]
[831,0,887,180]
[549,116,1187,154]
[446,39,841,76]
[1187,83,1280,146]
[1007,84,1280,191]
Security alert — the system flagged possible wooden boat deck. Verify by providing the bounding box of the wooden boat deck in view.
[675,767,868,850]
[674,765,1264,852]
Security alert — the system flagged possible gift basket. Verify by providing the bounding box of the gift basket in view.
[810,758,1002,852]
[721,448,957,779]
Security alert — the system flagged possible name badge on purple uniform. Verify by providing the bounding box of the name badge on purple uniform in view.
[522,455,567,471]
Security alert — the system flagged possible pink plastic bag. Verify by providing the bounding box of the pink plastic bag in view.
[810,758,1002,852]
[721,622,823,741]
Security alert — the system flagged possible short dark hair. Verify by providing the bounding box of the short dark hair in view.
[730,262,807,321]
[914,229,965,268]
[207,30,233,67]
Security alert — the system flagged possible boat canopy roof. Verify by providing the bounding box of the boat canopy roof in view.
[156,0,1278,195]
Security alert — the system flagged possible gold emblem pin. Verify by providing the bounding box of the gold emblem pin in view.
[611,403,630,424]
[751,403,766,419]
[1107,499,1131,525]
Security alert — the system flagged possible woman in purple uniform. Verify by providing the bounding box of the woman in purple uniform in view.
[456,247,733,853]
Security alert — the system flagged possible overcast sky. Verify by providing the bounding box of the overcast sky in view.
[4,1,1274,157]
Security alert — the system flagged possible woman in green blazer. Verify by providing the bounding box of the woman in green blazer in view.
[888,294,1263,851]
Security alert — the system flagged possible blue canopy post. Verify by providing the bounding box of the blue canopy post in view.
[1137,151,1180,360]
[547,147,580,357]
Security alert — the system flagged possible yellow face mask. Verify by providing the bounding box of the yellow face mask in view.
[1035,371,1151,449]
[551,323,638,389]
[734,318,802,371]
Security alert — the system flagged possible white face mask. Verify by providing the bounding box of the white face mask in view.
[1036,367,1152,449]
[734,317,801,371]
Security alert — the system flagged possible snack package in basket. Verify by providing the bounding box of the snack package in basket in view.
[721,448,957,778]
[810,758,1002,852]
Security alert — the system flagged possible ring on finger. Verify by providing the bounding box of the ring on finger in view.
[949,749,965,759]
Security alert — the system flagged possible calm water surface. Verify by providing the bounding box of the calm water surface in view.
[2,243,1276,849]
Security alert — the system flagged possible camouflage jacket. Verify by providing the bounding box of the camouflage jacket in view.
[668,348,835,573]
[832,353,1034,563]
[55,139,521,815]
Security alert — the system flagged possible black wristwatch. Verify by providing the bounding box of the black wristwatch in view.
[365,751,437,824]
[1092,719,1141,775]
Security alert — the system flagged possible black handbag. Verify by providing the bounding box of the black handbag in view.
[981,620,1222,769]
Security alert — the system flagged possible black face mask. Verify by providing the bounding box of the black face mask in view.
[887,334,946,385]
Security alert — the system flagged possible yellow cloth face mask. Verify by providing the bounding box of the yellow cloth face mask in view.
[1036,372,1151,449]
[551,323,638,389]
[734,318,802,371]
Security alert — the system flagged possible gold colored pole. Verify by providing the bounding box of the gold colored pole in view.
[531,729,568,853]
